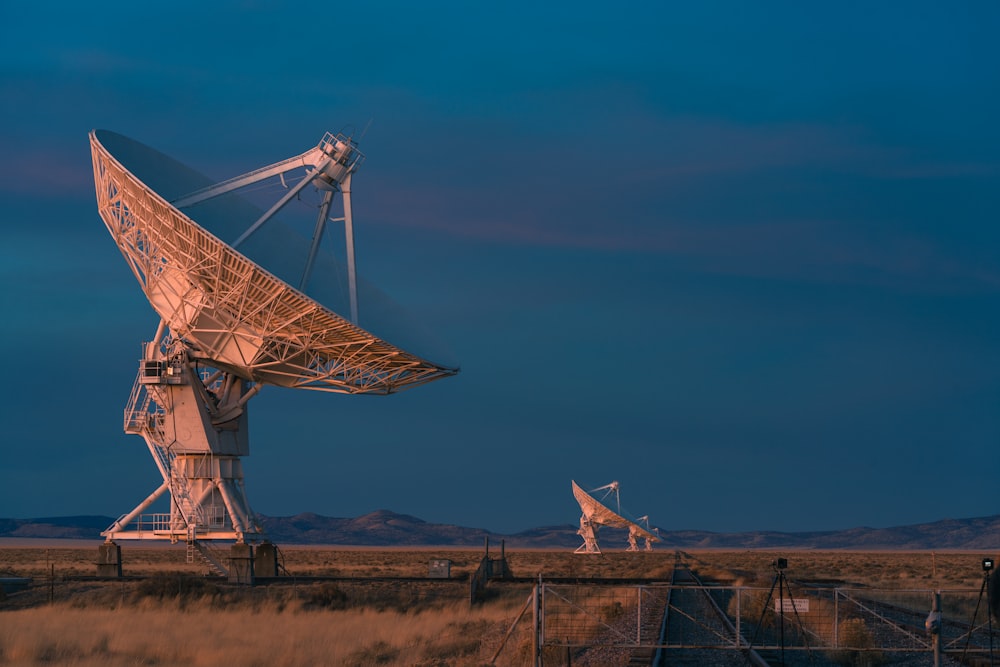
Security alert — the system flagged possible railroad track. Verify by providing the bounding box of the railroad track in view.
[546,551,770,666]
[653,551,769,666]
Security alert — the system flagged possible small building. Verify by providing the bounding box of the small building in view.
[429,558,452,578]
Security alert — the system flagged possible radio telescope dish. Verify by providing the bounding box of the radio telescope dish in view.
[90,129,458,571]
[571,480,660,554]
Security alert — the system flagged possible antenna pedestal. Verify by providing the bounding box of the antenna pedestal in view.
[103,334,263,549]
[575,517,602,554]
[89,128,458,569]
[571,480,659,553]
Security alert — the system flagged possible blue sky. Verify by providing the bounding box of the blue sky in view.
[1,2,999,535]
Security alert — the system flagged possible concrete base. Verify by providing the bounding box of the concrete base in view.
[96,542,123,578]
[255,542,279,577]
[228,544,254,585]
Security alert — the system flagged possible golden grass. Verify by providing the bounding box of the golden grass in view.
[0,602,517,666]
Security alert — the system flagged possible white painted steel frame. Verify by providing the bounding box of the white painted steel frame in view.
[571,480,660,553]
[173,132,359,322]
[90,131,456,394]
[103,331,263,544]
[91,128,457,548]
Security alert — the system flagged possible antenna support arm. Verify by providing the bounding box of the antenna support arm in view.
[170,133,363,209]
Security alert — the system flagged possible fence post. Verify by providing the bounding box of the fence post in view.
[834,588,839,648]
[540,576,546,665]
[735,588,741,646]
[637,586,643,645]
[532,581,538,667]
[532,575,543,667]
[928,591,942,667]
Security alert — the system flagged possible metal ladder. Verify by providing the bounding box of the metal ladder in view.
[189,539,228,576]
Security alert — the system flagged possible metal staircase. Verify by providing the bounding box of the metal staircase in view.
[124,367,209,536]
[108,334,262,565]
[187,536,228,576]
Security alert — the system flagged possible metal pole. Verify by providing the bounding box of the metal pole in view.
[342,172,358,324]
[532,577,541,667]
[489,593,534,664]
[834,589,839,648]
[988,574,995,664]
[931,591,941,667]
[232,157,332,249]
[736,587,741,646]
[170,146,327,208]
[147,319,167,360]
[104,480,169,534]
[637,586,643,645]
[539,575,545,667]
[213,478,247,535]
[300,189,335,292]
[778,572,785,666]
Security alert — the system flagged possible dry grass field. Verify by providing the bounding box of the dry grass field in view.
[0,544,994,666]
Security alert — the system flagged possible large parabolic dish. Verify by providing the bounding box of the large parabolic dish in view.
[91,129,458,567]
[90,129,457,394]
[572,480,659,553]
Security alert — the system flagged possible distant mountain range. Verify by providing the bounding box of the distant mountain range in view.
[3,511,1000,550]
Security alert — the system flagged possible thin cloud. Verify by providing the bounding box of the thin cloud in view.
[0,147,93,197]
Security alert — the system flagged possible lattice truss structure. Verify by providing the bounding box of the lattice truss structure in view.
[91,131,455,394]
[572,480,660,554]
[90,130,457,548]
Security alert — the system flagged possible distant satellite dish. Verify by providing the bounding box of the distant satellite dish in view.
[90,129,458,569]
[571,480,660,554]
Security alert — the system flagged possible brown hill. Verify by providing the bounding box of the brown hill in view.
[3,512,1000,549]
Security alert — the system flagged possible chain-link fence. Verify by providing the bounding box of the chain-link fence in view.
[530,581,1000,665]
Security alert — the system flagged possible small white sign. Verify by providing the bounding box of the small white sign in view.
[775,598,810,613]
